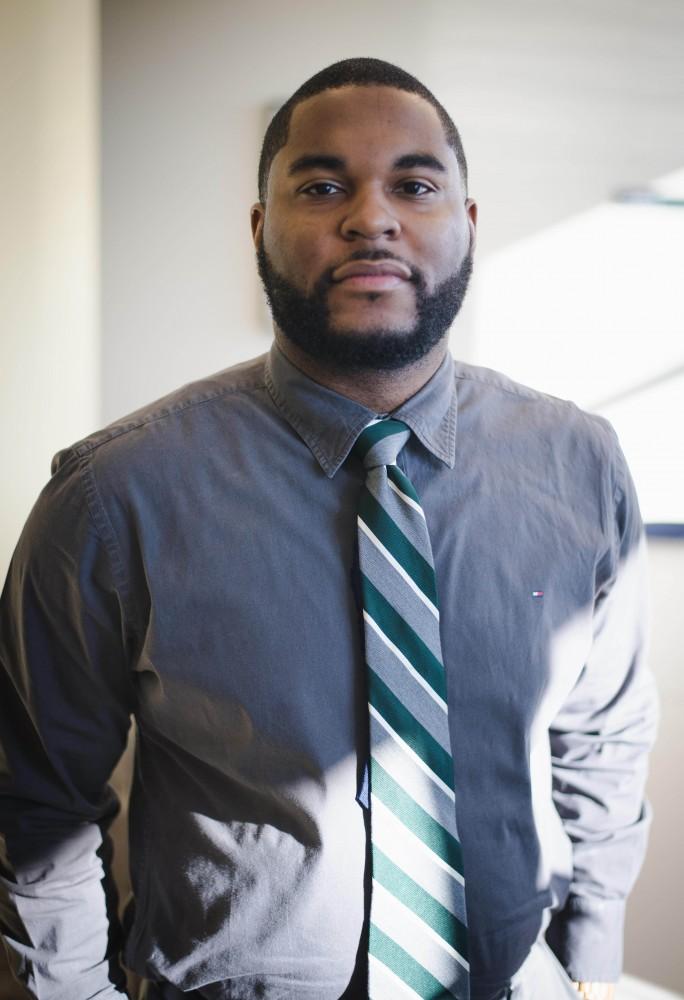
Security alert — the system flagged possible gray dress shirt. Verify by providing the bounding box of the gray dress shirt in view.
[0,344,658,1000]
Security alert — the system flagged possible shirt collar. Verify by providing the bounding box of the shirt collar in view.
[264,342,458,478]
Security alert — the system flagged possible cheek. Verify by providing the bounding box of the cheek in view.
[263,218,329,288]
[420,219,469,282]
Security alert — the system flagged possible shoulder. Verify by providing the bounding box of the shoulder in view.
[451,356,619,458]
[450,357,631,537]
[51,353,269,476]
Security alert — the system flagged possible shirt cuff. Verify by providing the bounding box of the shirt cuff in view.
[546,895,625,982]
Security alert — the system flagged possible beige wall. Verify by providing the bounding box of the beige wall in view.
[0,0,100,580]
[624,539,684,989]
[0,2,99,993]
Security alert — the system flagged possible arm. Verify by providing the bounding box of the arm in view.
[0,448,134,999]
[546,430,658,983]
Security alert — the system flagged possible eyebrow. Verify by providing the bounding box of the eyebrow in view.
[392,153,446,173]
[287,155,345,176]
[286,152,447,177]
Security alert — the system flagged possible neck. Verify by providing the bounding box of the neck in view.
[273,330,448,413]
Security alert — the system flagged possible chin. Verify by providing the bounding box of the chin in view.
[330,312,415,335]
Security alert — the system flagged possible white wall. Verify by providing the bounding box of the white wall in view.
[0,4,99,994]
[0,0,99,579]
[467,172,684,526]
[624,539,684,990]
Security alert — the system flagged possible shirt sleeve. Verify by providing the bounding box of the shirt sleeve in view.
[545,427,659,983]
[0,447,134,999]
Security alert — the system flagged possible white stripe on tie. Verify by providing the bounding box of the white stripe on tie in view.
[370,719,460,838]
[371,879,470,973]
[358,516,440,620]
[369,704,456,803]
[387,476,426,517]
[368,955,423,1000]
[363,610,448,714]
[370,792,464,889]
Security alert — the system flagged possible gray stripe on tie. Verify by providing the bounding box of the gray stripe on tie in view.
[364,472,434,564]
[363,428,412,469]
[370,877,469,977]
[358,530,443,661]
[364,621,452,756]
[370,714,459,840]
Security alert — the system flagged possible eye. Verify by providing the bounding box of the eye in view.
[396,180,435,197]
[300,181,344,197]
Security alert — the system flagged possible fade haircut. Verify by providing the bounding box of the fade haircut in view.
[257,57,468,204]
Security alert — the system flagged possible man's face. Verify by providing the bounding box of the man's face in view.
[251,85,477,372]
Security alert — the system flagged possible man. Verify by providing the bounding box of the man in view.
[0,58,657,1000]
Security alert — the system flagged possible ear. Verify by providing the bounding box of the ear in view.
[465,198,478,254]
[250,202,265,248]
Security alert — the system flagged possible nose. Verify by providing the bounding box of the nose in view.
[340,186,401,241]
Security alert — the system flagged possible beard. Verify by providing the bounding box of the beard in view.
[256,243,473,374]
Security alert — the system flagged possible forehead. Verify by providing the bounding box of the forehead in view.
[275,85,458,177]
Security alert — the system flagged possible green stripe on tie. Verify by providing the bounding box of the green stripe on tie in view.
[352,420,407,462]
[361,574,447,702]
[369,923,457,999]
[373,848,469,961]
[371,760,464,876]
[369,669,453,790]
[387,463,421,504]
[359,487,438,606]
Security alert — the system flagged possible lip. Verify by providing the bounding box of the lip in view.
[333,273,408,291]
[332,259,412,283]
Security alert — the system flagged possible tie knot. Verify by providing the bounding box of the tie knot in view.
[352,419,411,470]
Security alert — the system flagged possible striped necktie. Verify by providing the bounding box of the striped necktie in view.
[352,418,469,1000]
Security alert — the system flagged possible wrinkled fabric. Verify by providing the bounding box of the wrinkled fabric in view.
[508,918,581,999]
[0,344,657,999]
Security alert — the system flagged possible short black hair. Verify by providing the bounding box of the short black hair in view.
[257,57,468,203]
